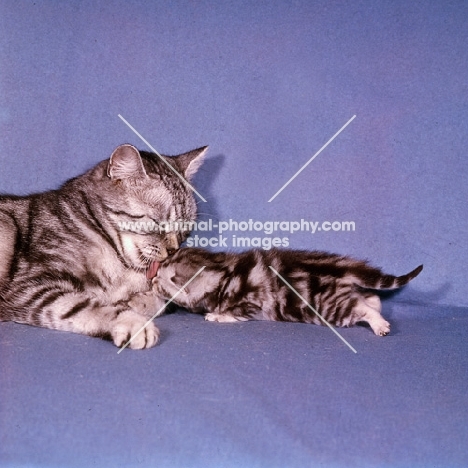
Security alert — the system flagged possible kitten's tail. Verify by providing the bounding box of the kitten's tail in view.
[355,264,423,290]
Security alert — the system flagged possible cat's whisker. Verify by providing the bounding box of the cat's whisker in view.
[196,212,219,220]
[138,254,152,270]
[120,250,155,279]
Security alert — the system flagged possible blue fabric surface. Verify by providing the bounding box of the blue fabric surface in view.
[1,303,467,468]
[0,0,467,306]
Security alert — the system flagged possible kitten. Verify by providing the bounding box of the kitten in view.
[0,144,206,349]
[140,247,423,336]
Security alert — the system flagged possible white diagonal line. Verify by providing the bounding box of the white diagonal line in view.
[117,266,206,353]
[269,266,357,354]
[118,114,207,202]
[268,115,356,202]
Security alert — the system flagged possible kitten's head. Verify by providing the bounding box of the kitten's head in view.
[93,144,207,274]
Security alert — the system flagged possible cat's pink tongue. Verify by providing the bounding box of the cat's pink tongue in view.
[146,261,160,280]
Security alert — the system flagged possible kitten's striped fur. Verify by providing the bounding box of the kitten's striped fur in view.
[0,144,206,348]
[147,248,422,336]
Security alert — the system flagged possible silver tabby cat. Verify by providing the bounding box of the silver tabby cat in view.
[135,247,423,336]
[0,144,207,349]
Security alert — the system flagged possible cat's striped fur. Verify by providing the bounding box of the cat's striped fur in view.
[0,144,207,349]
[146,247,423,336]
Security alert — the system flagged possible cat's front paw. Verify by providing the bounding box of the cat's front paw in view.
[112,310,160,349]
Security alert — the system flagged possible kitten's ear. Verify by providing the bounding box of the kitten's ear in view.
[175,146,208,181]
[107,144,147,180]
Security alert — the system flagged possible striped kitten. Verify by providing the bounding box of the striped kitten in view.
[0,144,206,349]
[141,247,422,336]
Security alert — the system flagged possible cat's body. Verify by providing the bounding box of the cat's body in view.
[143,247,423,336]
[0,144,207,349]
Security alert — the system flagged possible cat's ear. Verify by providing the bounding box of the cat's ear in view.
[107,144,147,180]
[175,146,208,181]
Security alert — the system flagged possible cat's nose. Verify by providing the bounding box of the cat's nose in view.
[166,247,177,256]
[165,232,179,256]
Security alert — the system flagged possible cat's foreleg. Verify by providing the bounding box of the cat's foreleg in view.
[204,296,267,323]
[59,295,160,349]
[11,292,160,349]
[57,294,160,349]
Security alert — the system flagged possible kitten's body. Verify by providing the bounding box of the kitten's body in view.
[146,248,422,336]
[0,144,206,348]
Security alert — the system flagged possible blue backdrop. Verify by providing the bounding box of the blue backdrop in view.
[1,1,467,306]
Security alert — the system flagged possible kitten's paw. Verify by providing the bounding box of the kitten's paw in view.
[205,312,240,323]
[373,320,391,337]
[128,294,149,314]
[112,310,160,349]
[128,292,166,318]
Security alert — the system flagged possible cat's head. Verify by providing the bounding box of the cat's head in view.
[92,144,207,275]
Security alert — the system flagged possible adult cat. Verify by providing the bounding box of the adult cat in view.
[0,144,207,349]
